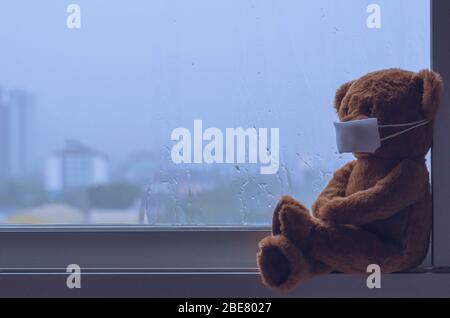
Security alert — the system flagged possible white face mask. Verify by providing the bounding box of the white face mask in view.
[334,118,430,153]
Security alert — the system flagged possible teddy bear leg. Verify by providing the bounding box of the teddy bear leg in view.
[257,235,330,291]
[309,224,404,274]
[277,202,317,251]
[272,196,307,235]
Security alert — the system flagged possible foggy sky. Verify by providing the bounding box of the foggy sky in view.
[0,0,430,170]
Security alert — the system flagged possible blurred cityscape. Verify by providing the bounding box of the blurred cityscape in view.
[0,1,430,226]
[0,87,327,226]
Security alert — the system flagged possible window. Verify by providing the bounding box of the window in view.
[0,0,431,226]
[0,0,449,297]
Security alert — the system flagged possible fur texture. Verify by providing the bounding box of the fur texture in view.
[257,68,444,291]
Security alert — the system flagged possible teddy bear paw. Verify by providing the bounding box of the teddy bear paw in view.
[272,195,307,235]
[257,235,313,291]
[278,203,317,251]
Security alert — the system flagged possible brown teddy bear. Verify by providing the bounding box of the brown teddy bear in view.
[257,68,444,291]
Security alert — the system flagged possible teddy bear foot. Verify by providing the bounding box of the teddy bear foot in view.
[272,195,308,235]
[277,202,317,251]
[257,235,313,291]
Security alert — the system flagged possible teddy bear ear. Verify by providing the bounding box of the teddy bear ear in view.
[417,69,444,119]
[334,81,354,113]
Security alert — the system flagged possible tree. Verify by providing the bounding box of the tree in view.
[87,182,141,209]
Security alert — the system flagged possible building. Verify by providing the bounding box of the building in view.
[0,89,35,182]
[45,140,109,195]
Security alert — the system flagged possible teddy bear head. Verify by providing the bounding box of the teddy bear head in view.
[334,68,444,159]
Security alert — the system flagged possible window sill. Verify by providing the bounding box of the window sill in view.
[0,228,443,297]
[0,228,433,272]
[0,270,449,297]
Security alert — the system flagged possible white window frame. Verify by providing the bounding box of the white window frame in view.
[0,0,449,297]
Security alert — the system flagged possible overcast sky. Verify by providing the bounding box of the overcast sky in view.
[0,0,429,171]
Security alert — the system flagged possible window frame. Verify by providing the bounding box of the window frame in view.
[0,0,449,297]
[431,0,450,267]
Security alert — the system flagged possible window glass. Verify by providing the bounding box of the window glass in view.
[0,0,430,225]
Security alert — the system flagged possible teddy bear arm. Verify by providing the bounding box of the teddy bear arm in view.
[320,159,428,226]
[312,161,355,219]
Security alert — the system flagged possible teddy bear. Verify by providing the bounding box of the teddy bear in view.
[257,68,444,291]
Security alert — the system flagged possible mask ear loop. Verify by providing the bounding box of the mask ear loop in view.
[380,120,430,142]
[378,119,429,128]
